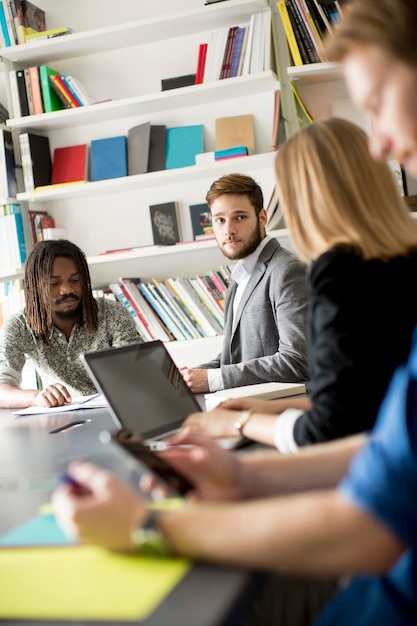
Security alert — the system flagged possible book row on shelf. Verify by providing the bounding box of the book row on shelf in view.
[0,203,26,275]
[93,268,233,344]
[0,266,232,339]
[277,0,348,67]
[195,8,272,84]
[0,278,24,327]
[9,65,99,118]
[16,112,262,193]
[0,0,72,47]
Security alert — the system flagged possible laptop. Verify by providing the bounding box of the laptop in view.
[80,340,245,449]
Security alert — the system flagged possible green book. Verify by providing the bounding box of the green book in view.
[38,65,66,113]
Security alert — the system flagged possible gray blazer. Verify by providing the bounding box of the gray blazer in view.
[199,238,309,388]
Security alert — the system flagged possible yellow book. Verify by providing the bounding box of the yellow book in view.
[277,1,303,66]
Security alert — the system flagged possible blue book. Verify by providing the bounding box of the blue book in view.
[229,27,246,77]
[8,203,26,264]
[165,125,204,169]
[0,2,11,47]
[90,136,128,181]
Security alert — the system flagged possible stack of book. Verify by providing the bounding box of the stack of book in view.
[0,203,26,275]
[0,0,72,46]
[9,65,99,118]
[277,0,348,67]
[109,268,232,343]
[0,278,24,327]
[196,8,272,84]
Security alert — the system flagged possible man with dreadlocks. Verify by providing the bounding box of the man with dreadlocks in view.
[0,239,141,409]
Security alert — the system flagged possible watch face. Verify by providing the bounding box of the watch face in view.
[131,527,171,557]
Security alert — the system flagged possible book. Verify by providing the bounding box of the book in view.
[220,25,237,79]
[25,26,73,41]
[165,125,204,169]
[9,70,21,118]
[49,75,81,108]
[229,26,246,78]
[0,0,12,46]
[149,201,181,246]
[189,202,213,240]
[27,209,47,244]
[204,381,306,410]
[0,128,17,199]
[42,227,67,241]
[28,66,43,115]
[19,0,47,43]
[127,122,151,176]
[147,125,166,173]
[215,114,254,152]
[51,144,88,185]
[23,68,35,116]
[47,75,74,109]
[195,43,208,85]
[287,0,320,63]
[151,278,202,340]
[19,132,52,192]
[90,135,127,181]
[38,65,66,113]
[15,69,29,117]
[277,0,304,66]
[161,74,196,91]
[64,75,99,106]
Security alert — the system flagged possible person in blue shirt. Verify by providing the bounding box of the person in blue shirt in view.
[52,1,417,624]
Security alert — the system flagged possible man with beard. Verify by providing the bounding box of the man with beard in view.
[0,239,141,409]
[179,173,309,394]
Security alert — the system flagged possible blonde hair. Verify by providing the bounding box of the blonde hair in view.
[275,118,417,263]
[324,0,417,67]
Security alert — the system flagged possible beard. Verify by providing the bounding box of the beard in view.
[221,222,263,260]
[53,297,83,323]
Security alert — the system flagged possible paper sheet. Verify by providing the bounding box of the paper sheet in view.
[0,544,190,620]
[13,393,108,417]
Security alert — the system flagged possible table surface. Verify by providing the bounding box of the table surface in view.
[0,406,266,626]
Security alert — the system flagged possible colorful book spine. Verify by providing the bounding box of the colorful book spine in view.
[277,1,304,66]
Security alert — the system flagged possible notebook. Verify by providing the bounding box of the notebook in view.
[80,341,244,449]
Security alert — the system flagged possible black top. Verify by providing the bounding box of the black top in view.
[294,245,417,445]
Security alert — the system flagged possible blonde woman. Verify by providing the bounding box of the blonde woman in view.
[183,117,417,450]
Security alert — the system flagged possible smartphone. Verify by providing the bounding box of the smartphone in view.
[101,429,194,496]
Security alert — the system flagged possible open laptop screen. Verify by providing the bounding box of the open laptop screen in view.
[81,341,201,439]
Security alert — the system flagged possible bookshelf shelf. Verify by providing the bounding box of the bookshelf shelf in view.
[86,226,291,285]
[287,62,343,84]
[0,0,268,65]
[16,152,277,203]
[7,71,280,131]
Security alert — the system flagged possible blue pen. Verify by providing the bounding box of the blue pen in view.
[60,474,80,488]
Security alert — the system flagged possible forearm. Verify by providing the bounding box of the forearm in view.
[242,397,311,446]
[160,490,404,575]
[0,383,38,409]
[238,435,367,498]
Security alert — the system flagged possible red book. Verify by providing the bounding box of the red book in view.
[51,144,88,185]
[195,43,208,84]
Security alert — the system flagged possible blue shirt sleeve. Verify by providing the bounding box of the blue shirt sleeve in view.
[339,361,417,548]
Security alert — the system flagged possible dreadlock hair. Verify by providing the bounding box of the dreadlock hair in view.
[24,239,98,344]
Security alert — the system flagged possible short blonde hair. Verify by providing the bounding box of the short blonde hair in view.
[275,118,417,263]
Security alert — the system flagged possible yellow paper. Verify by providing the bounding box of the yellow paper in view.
[0,546,190,620]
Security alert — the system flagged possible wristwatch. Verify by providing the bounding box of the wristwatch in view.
[130,509,172,557]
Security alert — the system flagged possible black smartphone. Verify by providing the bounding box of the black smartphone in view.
[103,428,194,496]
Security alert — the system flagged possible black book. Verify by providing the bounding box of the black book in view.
[149,201,181,246]
[161,74,196,91]
[147,125,166,173]
[286,0,320,64]
[16,69,30,117]
[19,132,52,192]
